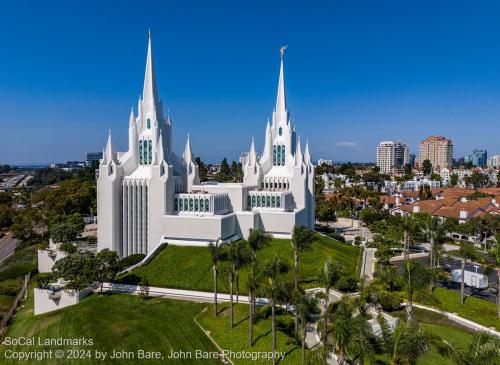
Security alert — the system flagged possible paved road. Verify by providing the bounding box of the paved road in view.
[361,248,376,282]
[0,232,18,265]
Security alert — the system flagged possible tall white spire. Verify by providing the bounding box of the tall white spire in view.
[275,45,288,116]
[304,139,311,165]
[142,30,158,108]
[249,137,257,165]
[263,120,272,159]
[295,137,303,166]
[183,134,193,164]
[105,130,114,163]
[129,108,135,127]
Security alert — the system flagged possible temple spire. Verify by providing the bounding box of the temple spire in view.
[183,134,193,163]
[249,137,257,165]
[105,130,114,163]
[129,108,135,127]
[295,137,303,166]
[142,30,158,108]
[304,139,311,165]
[275,45,288,115]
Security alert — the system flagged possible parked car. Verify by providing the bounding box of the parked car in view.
[451,268,488,289]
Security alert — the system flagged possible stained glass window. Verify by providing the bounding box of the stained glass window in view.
[277,196,281,208]
[148,140,152,164]
[195,199,199,211]
[247,196,251,209]
[252,195,256,207]
[267,196,271,207]
[279,127,282,136]
[139,142,143,165]
[189,198,194,211]
[277,145,281,166]
[184,199,189,211]
[281,145,285,165]
[175,198,178,211]
[147,118,151,129]
[143,140,148,164]
[205,199,210,211]
[271,196,276,207]
[273,145,276,165]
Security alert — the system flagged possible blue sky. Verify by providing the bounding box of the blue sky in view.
[1,0,499,164]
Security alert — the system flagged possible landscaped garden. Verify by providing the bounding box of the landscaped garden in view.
[117,234,361,293]
[418,287,500,330]
[197,302,303,365]
[1,290,220,365]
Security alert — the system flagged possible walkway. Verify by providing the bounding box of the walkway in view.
[361,247,377,282]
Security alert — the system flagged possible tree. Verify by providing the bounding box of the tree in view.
[208,240,221,317]
[422,159,432,175]
[296,292,319,365]
[378,315,434,365]
[403,261,431,321]
[217,158,231,182]
[259,257,289,365]
[316,201,336,226]
[0,204,13,229]
[457,243,479,305]
[246,264,261,347]
[401,216,418,262]
[52,253,95,289]
[319,258,343,349]
[247,229,271,258]
[438,331,500,365]
[194,157,208,182]
[139,276,150,299]
[227,241,250,326]
[292,225,314,342]
[450,174,459,187]
[403,163,413,176]
[95,249,119,293]
[59,242,77,254]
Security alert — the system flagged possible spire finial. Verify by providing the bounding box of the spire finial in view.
[280,45,288,60]
[148,28,151,39]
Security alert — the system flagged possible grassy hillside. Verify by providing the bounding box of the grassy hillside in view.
[1,290,220,365]
[118,234,361,293]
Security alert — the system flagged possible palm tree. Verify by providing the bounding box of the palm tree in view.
[438,331,500,365]
[296,291,319,365]
[292,225,314,342]
[404,260,431,321]
[259,257,289,365]
[456,242,479,305]
[347,316,376,365]
[318,258,343,347]
[247,228,271,259]
[208,239,221,317]
[378,314,435,365]
[246,264,261,347]
[401,216,418,262]
[227,241,249,326]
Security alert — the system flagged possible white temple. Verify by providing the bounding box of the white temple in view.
[97,35,315,257]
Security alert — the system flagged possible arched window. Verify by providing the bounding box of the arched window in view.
[277,145,281,166]
[271,196,276,207]
[247,196,251,209]
[252,195,256,207]
[189,198,194,211]
[194,198,199,212]
[279,127,282,136]
[184,199,189,211]
[205,199,210,211]
[257,195,261,207]
[277,196,281,208]
[174,198,178,211]
[143,140,148,164]
[281,145,285,165]
[273,145,277,165]
[267,196,271,207]
[147,118,151,129]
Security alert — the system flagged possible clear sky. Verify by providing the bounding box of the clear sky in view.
[1,0,499,164]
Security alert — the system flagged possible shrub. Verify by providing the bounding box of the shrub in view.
[35,273,52,289]
[328,232,346,242]
[59,242,77,254]
[0,279,23,296]
[354,236,362,245]
[377,291,402,311]
[118,254,146,271]
[336,273,359,292]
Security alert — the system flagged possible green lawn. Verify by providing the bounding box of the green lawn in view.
[1,289,220,365]
[117,234,361,293]
[197,302,304,365]
[423,287,500,330]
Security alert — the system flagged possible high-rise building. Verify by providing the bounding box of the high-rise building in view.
[465,149,488,167]
[86,152,103,166]
[376,141,409,174]
[419,136,453,170]
[97,36,315,257]
[487,155,500,168]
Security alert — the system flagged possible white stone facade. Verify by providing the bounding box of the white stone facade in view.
[97,38,315,257]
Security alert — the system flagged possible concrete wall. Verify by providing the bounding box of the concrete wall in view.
[34,287,92,315]
[37,240,68,273]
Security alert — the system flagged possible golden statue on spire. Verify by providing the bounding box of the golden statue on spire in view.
[280,45,288,59]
